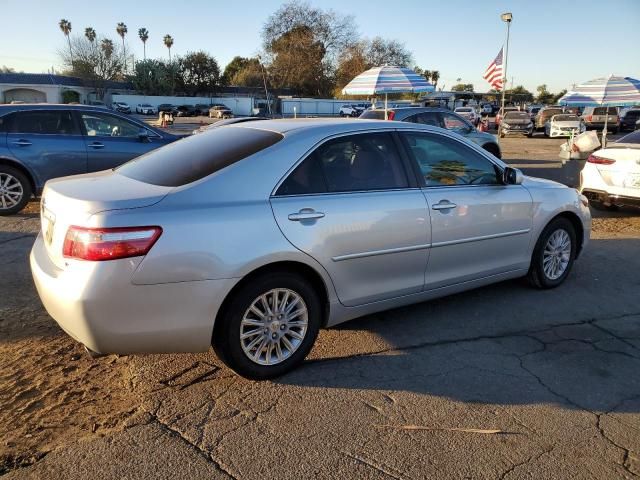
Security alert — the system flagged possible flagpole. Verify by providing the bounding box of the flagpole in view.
[500,12,512,138]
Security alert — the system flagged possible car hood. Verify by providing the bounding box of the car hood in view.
[552,121,581,128]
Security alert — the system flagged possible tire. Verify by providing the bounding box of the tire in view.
[0,166,31,216]
[212,272,322,379]
[527,130,533,138]
[339,112,345,117]
[527,217,576,289]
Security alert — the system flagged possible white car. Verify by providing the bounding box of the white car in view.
[136,103,157,115]
[339,104,366,117]
[580,130,640,209]
[545,114,586,138]
[454,107,479,125]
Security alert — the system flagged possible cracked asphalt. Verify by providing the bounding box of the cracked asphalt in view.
[2,141,640,479]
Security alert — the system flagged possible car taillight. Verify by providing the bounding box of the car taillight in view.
[586,115,593,121]
[63,226,162,261]
[587,154,616,165]
[387,111,395,120]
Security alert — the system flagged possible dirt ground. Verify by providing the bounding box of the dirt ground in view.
[1,136,639,478]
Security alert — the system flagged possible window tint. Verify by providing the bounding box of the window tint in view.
[358,110,386,120]
[402,132,500,187]
[9,110,78,135]
[412,112,441,127]
[117,126,283,187]
[440,113,471,133]
[81,112,142,137]
[277,133,408,195]
[593,107,617,115]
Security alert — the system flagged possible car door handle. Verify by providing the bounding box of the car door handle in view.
[432,201,457,211]
[288,209,325,221]
[11,139,32,147]
[88,142,105,149]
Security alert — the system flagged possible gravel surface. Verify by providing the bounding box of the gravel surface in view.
[1,139,639,479]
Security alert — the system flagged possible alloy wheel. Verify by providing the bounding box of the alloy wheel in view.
[542,229,572,280]
[240,288,308,366]
[0,173,24,210]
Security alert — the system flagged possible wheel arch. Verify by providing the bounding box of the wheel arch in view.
[212,260,331,343]
[0,157,37,195]
[540,211,585,259]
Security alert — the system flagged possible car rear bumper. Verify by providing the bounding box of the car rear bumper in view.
[582,189,640,207]
[30,233,236,355]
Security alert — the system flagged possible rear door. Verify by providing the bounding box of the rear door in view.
[77,111,160,171]
[6,109,87,186]
[270,131,431,307]
[399,130,533,289]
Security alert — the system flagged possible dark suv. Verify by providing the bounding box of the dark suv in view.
[359,107,501,158]
[620,109,640,132]
[0,104,179,215]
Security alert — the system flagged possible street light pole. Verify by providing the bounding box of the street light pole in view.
[500,12,512,125]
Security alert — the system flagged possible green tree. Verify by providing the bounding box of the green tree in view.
[116,23,128,72]
[506,85,534,103]
[163,34,174,62]
[138,28,149,61]
[222,56,251,86]
[451,83,474,92]
[223,57,264,87]
[177,51,220,95]
[84,27,96,44]
[552,89,567,104]
[132,59,174,95]
[536,84,554,104]
[430,70,440,88]
[59,19,73,65]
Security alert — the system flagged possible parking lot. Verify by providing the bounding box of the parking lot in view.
[1,135,640,479]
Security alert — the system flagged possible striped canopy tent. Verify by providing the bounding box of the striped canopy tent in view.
[341,66,434,118]
[558,75,640,144]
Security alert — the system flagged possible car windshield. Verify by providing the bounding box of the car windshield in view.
[616,130,640,144]
[456,108,472,112]
[504,112,530,119]
[141,104,152,107]
[554,115,579,122]
[117,126,284,187]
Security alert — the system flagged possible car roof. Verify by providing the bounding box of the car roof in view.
[0,103,114,114]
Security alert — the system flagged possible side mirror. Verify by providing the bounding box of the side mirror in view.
[503,166,524,185]
[138,129,150,142]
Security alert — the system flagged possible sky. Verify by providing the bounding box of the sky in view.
[1,0,639,94]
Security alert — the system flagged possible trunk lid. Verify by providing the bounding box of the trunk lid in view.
[592,147,640,189]
[40,170,172,269]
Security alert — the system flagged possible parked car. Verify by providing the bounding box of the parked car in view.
[534,107,564,131]
[157,104,175,113]
[527,105,542,121]
[481,104,495,115]
[495,106,519,126]
[174,105,196,117]
[30,118,591,378]
[112,102,131,114]
[194,104,211,116]
[360,107,502,158]
[136,103,157,115]
[209,105,233,119]
[454,107,479,125]
[580,129,640,209]
[582,106,619,133]
[499,111,534,137]
[339,104,367,117]
[0,104,179,215]
[544,114,585,138]
[619,108,640,132]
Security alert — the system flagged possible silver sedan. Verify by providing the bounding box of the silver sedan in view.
[31,119,591,379]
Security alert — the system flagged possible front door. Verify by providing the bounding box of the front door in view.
[76,111,157,171]
[270,132,431,307]
[6,109,87,187]
[399,130,533,289]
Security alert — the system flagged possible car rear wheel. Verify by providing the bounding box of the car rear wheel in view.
[527,217,576,289]
[0,166,31,216]
[213,272,321,379]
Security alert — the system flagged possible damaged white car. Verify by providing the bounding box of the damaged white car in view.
[545,114,586,138]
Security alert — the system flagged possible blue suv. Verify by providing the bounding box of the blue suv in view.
[0,104,179,214]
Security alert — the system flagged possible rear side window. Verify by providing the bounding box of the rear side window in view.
[8,110,78,135]
[276,132,408,195]
[117,126,283,187]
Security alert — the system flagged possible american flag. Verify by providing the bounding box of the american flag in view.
[483,48,504,91]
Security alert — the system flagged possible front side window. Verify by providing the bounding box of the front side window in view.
[401,132,500,187]
[276,132,408,195]
[8,110,78,135]
[81,112,142,137]
[440,113,472,134]
[411,112,441,127]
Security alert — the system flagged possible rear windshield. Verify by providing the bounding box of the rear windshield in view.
[554,114,579,121]
[624,110,640,118]
[504,111,530,119]
[593,107,617,115]
[117,127,284,187]
[359,110,387,120]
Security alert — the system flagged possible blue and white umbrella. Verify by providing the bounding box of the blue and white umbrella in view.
[558,75,640,143]
[342,66,434,117]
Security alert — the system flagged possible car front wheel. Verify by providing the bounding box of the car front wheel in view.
[0,166,31,216]
[213,272,321,379]
[527,217,576,289]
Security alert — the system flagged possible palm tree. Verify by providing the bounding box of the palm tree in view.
[138,28,149,61]
[84,27,96,44]
[101,39,114,59]
[59,19,73,66]
[163,34,174,62]
[116,22,128,71]
[431,70,440,89]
